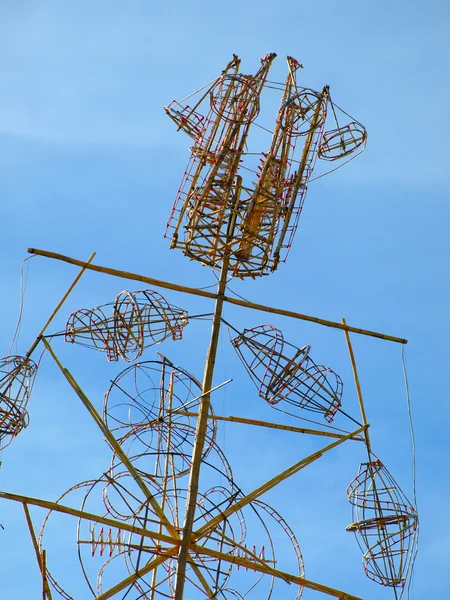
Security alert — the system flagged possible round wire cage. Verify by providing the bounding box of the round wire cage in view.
[346,455,418,592]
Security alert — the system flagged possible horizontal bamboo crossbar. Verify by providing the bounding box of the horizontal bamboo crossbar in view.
[0,491,178,546]
[173,410,365,441]
[28,248,408,344]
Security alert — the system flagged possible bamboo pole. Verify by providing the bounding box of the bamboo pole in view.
[274,86,328,264]
[342,319,401,585]
[194,425,367,542]
[190,543,364,600]
[172,410,365,441]
[26,252,96,358]
[342,318,372,454]
[95,551,179,600]
[41,338,180,541]
[173,177,242,600]
[27,247,408,344]
[0,491,177,547]
[42,550,50,600]
[22,503,53,600]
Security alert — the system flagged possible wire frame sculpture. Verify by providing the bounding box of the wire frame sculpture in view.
[165,54,367,277]
[65,289,188,362]
[0,355,37,450]
[346,455,418,595]
[231,324,342,422]
[38,358,305,600]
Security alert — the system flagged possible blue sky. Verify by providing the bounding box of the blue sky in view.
[0,1,449,599]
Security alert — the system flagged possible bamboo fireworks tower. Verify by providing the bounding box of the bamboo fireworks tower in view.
[0,55,417,600]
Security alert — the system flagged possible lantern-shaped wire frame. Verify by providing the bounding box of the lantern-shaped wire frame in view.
[0,355,38,450]
[346,455,418,594]
[65,289,188,362]
[230,324,342,422]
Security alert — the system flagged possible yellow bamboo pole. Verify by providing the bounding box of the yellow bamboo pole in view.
[0,491,177,547]
[194,425,367,542]
[41,338,180,541]
[42,550,50,600]
[27,247,408,344]
[95,550,179,600]
[26,251,96,358]
[173,177,242,600]
[22,503,53,600]
[190,543,363,600]
[172,410,365,441]
[342,318,372,454]
[274,86,329,264]
[187,558,216,598]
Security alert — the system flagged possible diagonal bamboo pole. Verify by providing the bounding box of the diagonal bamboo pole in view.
[0,491,177,547]
[27,247,407,344]
[95,550,179,600]
[41,338,180,541]
[190,543,364,600]
[193,425,367,542]
[172,410,365,441]
[26,252,96,358]
[22,503,53,600]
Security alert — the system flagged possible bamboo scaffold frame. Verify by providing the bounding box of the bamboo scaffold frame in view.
[0,54,418,600]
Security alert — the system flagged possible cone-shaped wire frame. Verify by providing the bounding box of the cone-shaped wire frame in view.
[346,455,418,592]
[230,324,342,422]
[0,355,37,450]
[65,289,188,362]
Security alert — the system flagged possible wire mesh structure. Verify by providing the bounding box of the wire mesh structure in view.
[65,289,188,362]
[346,456,418,594]
[0,355,37,450]
[230,324,343,422]
[165,54,367,277]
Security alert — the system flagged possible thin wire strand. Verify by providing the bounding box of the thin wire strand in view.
[308,148,365,183]
[401,344,419,599]
[271,403,354,434]
[177,76,221,104]
[8,255,36,355]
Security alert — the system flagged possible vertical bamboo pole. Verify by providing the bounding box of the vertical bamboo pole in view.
[173,178,241,600]
[342,318,371,454]
[42,550,49,600]
[22,502,53,600]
